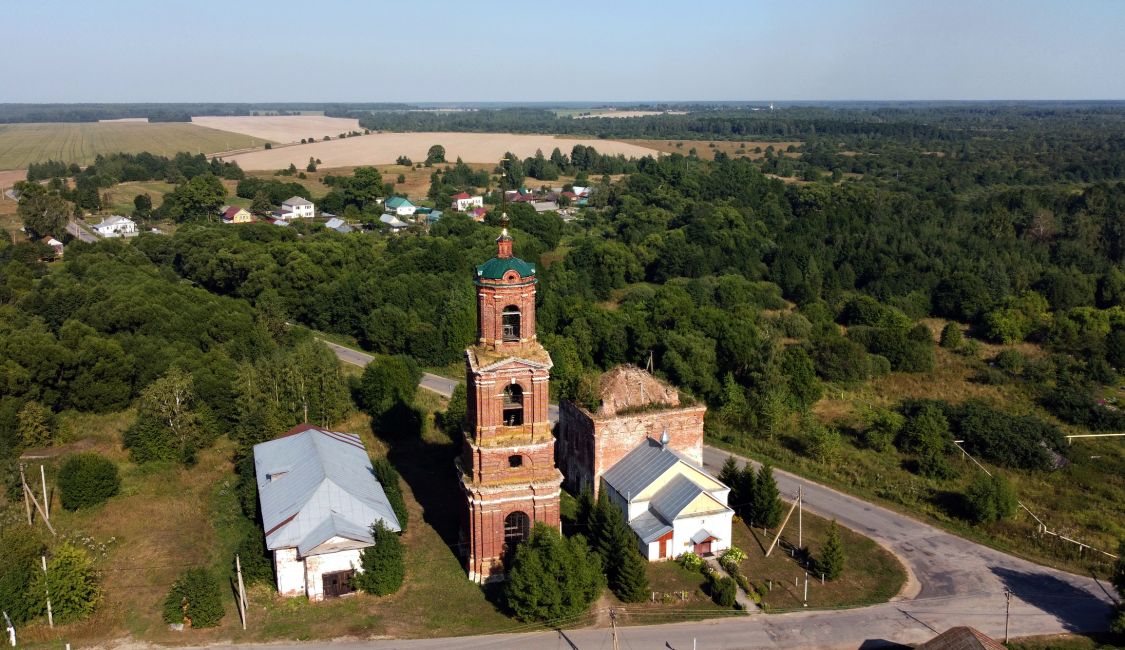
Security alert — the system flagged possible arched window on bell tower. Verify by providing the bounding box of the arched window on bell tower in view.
[502,384,524,426]
[502,305,521,342]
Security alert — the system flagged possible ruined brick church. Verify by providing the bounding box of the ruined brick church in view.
[459,217,730,582]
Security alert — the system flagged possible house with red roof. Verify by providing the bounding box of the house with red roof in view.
[220,205,253,224]
[451,192,484,212]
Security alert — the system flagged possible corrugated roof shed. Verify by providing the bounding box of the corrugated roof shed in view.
[650,474,725,521]
[254,424,400,554]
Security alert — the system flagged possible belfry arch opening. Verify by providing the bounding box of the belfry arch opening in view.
[502,305,521,342]
[503,510,530,561]
[502,384,524,426]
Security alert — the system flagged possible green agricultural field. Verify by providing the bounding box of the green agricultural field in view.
[0,122,270,170]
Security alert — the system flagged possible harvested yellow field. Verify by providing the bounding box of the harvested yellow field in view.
[223,132,661,170]
[0,169,26,190]
[192,115,362,143]
[0,122,268,170]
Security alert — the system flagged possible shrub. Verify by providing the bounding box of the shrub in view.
[0,525,45,624]
[965,473,1019,524]
[58,453,120,510]
[163,568,224,628]
[939,322,963,349]
[372,458,408,531]
[354,521,404,596]
[677,552,703,572]
[860,407,904,452]
[995,349,1025,373]
[710,575,737,607]
[31,543,100,623]
[17,401,54,447]
[236,526,274,586]
[954,400,1064,470]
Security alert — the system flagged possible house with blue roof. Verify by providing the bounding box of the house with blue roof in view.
[254,424,401,600]
[384,196,416,217]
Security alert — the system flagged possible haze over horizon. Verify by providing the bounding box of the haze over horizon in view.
[6,0,1125,103]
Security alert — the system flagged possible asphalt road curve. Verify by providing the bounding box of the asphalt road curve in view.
[306,339,1117,649]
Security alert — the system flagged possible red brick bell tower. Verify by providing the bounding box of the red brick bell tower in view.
[459,215,562,583]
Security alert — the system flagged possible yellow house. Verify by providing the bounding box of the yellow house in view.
[601,437,734,561]
[221,206,253,224]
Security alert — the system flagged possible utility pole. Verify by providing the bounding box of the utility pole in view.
[1004,590,1011,644]
[798,485,803,550]
[610,608,619,650]
[39,466,49,521]
[19,466,31,526]
[40,556,53,628]
[803,571,808,607]
[3,610,15,647]
[235,555,248,630]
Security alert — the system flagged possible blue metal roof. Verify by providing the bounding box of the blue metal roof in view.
[254,425,401,554]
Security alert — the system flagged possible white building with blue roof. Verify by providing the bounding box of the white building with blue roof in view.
[601,436,733,561]
[254,423,401,600]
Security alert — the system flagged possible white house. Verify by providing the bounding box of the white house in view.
[280,196,315,219]
[601,437,733,561]
[384,196,416,217]
[450,192,484,212]
[379,213,411,233]
[254,424,402,601]
[91,215,138,238]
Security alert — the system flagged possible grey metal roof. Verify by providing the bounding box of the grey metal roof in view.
[629,510,673,544]
[601,439,683,501]
[651,474,715,521]
[324,218,345,229]
[691,529,716,544]
[282,196,313,206]
[254,425,401,554]
[334,225,354,234]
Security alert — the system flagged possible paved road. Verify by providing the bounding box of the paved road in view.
[316,340,1117,649]
[66,219,98,243]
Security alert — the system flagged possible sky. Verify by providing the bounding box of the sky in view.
[5,0,1124,102]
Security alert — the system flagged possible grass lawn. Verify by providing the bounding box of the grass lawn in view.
[1008,633,1125,649]
[730,513,906,611]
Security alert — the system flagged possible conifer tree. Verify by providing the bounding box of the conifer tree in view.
[737,464,758,523]
[355,521,404,596]
[817,521,845,580]
[594,490,649,601]
[504,524,603,622]
[372,458,408,531]
[718,455,740,491]
[754,463,784,529]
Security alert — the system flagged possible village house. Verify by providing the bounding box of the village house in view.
[280,196,315,219]
[254,424,402,601]
[91,215,138,238]
[379,213,411,233]
[384,196,417,217]
[40,235,64,257]
[557,365,733,560]
[450,192,484,212]
[324,217,353,234]
[220,205,253,224]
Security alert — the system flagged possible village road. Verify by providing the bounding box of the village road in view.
[304,340,1117,649]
